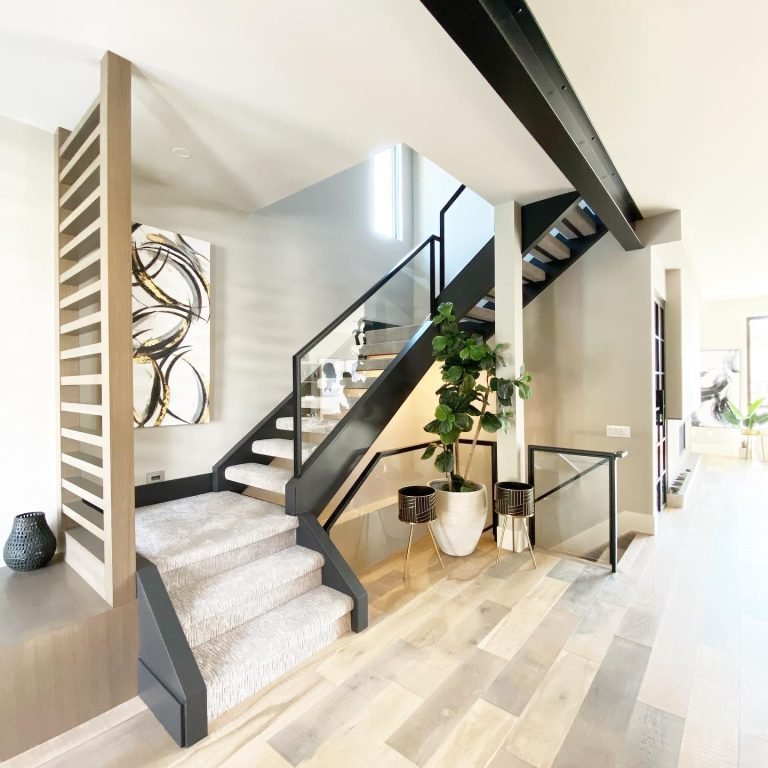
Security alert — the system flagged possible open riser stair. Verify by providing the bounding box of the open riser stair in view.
[139,188,608,746]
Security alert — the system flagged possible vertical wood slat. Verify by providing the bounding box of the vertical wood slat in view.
[56,51,134,607]
[54,127,71,556]
[100,51,134,607]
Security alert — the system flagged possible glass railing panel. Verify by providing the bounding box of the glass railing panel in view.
[533,457,612,565]
[441,186,494,287]
[329,442,494,573]
[296,240,435,468]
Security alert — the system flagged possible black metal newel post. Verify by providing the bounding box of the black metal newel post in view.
[292,354,302,477]
[609,455,618,573]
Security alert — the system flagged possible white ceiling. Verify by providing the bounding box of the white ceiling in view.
[1,0,763,299]
[0,0,568,215]
[529,0,768,300]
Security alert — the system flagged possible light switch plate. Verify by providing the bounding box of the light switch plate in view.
[606,425,631,438]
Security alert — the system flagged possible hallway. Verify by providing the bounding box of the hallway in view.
[11,455,768,768]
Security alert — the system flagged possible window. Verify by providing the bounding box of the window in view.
[372,145,403,240]
[748,315,768,405]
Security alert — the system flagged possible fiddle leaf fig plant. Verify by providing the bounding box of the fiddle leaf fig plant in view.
[422,301,532,492]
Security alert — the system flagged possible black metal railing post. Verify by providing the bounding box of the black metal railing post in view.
[293,354,302,477]
[429,237,436,315]
[609,454,618,573]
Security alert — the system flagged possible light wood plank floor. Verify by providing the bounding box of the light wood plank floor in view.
[8,455,767,768]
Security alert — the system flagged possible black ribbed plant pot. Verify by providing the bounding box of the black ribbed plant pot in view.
[3,512,56,571]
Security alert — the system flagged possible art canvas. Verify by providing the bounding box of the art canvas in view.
[691,349,740,427]
[132,224,211,428]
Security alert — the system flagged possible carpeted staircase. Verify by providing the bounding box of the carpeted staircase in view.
[135,491,353,720]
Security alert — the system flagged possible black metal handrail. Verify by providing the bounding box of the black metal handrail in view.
[439,183,466,291]
[324,438,498,533]
[527,444,628,573]
[291,184,468,477]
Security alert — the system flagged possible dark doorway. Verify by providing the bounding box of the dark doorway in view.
[654,299,667,512]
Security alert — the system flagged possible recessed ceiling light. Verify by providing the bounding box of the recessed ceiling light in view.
[172,146,192,159]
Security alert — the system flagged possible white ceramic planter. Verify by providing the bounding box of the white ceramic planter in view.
[430,480,488,556]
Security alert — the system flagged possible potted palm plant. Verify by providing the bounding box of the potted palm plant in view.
[722,398,768,458]
[422,302,532,555]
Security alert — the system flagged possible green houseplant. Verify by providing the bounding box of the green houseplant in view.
[722,398,768,458]
[421,302,532,555]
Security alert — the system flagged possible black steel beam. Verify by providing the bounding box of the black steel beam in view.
[420,0,644,250]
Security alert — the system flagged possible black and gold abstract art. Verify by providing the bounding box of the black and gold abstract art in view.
[132,224,211,428]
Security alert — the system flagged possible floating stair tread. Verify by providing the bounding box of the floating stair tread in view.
[566,206,597,236]
[364,324,422,344]
[344,378,375,390]
[356,357,395,371]
[225,463,292,494]
[359,339,406,357]
[251,438,315,461]
[195,585,353,720]
[170,546,325,647]
[536,234,570,261]
[275,416,336,434]
[466,306,495,322]
[521,261,546,282]
[135,492,295,581]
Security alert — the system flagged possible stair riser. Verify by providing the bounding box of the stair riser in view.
[160,530,297,592]
[179,569,323,647]
[356,357,393,371]
[204,614,351,721]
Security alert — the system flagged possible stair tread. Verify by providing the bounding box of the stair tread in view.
[251,438,315,461]
[135,491,295,578]
[194,585,353,720]
[467,306,495,322]
[275,416,336,434]
[359,339,407,357]
[364,324,422,344]
[170,546,325,646]
[356,357,395,371]
[225,463,292,493]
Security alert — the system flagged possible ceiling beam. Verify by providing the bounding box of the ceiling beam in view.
[420,0,644,250]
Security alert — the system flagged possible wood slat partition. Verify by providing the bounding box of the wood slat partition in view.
[56,51,134,607]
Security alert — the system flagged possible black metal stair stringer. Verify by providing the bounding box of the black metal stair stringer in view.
[284,237,495,520]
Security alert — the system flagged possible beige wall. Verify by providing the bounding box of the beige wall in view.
[523,232,657,529]
[0,116,56,553]
[132,160,412,485]
[691,294,768,455]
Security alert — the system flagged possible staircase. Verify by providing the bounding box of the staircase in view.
[137,187,607,746]
[135,491,352,723]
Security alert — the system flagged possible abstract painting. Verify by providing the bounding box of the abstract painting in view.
[691,349,740,427]
[131,224,211,428]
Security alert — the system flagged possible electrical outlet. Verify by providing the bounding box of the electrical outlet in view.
[146,470,165,484]
[606,425,631,438]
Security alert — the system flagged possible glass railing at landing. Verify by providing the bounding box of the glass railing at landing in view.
[528,445,629,572]
[323,440,496,574]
